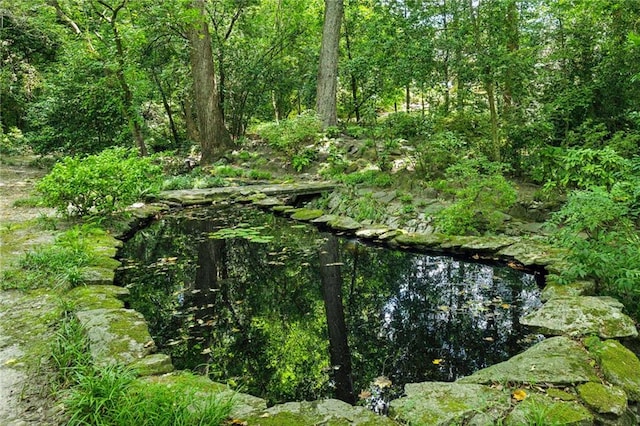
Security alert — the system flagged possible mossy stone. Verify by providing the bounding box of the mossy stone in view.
[66,285,129,310]
[290,208,324,221]
[244,399,399,426]
[392,232,446,249]
[79,266,116,286]
[140,371,266,418]
[457,336,599,385]
[389,382,509,426]
[327,216,361,232]
[577,382,627,415]
[504,393,593,426]
[542,280,596,301]
[129,354,174,376]
[76,308,155,366]
[547,388,578,401]
[520,296,638,339]
[587,339,640,402]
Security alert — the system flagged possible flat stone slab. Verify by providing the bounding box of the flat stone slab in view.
[457,336,598,385]
[497,240,566,267]
[290,208,324,221]
[129,354,174,376]
[355,225,392,239]
[66,285,129,310]
[389,382,509,426]
[76,308,155,366]
[504,393,593,426]
[520,296,638,339]
[577,382,627,416]
[587,338,640,402]
[159,182,336,206]
[327,216,361,232]
[541,280,596,301]
[245,399,399,425]
[140,371,267,419]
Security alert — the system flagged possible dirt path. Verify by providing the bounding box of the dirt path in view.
[0,158,61,425]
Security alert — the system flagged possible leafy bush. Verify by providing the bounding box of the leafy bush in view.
[291,148,317,172]
[531,146,630,192]
[435,159,517,235]
[380,112,431,139]
[37,147,161,217]
[338,170,393,187]
[252,112,321,153]
[415,131,467,179]
[549,185,640,320]
[0,127,28,156]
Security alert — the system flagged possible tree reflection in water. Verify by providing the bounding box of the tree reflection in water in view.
[116,205,541,406]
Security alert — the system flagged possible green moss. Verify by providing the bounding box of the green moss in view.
[588,339,640,401]
[546,388,577,401]
[290,209,324,221]
[577,382,627,415]
[505,393,594,425]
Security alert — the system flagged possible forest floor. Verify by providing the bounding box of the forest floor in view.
[0,158,61,425]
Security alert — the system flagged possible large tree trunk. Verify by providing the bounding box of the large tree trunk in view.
[187,0,233,164]
[316,0,343,129]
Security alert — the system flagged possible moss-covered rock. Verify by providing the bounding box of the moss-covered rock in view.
[355,225,392,239]
[389,382,509,426]
[66,285,129,310]
[577,382,627,415]
[457,336,599,385]
[78,266,116,286]
[542,280,596,301]
[290,208,325,221]
[244,399,399,426]
[547,388,578,401]
[504,393,594,425]
[520,296,638,339]
[392,232,446,249]
[75,308,155,366]
[140,371,266,418]
[129,354,174,376]
[497,239,567,267]
[252,196,283,207]
[327,216,361,232]
[586,339,640,402]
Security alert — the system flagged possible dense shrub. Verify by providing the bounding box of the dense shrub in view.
[415,131,467,179]
[434,158,517,235]
[531,146,630,192]
[251,112,321,153]
[37,147,161,217]
[549,185,640,320]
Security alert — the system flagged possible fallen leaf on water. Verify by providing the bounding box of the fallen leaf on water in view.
[438,305,449,312]
[483,337,494,342]
[500,303,511,309]
[432,358,444,365]
[512,389,527,401]
[201,348,212,355]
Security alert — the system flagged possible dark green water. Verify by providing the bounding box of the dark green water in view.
[115,205,542,405]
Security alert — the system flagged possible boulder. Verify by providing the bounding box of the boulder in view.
[457,336,598,385]
[244,399,399,426]
[586,338,640,402]
[389,382,509,426]
[290,208,325,221]
[576,382,627,416]
[520,297,638,339]
[504,393,593,426]
[327,216,361,232]
[541,280,596,301]
[76,308,155,366]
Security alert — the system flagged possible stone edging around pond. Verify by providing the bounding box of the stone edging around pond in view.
[71,192,640,426]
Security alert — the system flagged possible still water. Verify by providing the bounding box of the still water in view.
[115,205,542,405]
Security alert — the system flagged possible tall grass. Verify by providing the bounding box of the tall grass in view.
[52,313,235,425]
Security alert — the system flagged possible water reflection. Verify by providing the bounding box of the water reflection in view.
[116,205,541,405]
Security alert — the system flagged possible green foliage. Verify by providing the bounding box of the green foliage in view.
[251,113,321,153]
[532,146,630,193]
[337,170,393,187]
[37,147,161,217]
[52,311,234,425]
[210,165,245,178]
[162,174,226,190]
[1,225,99,290]
[247,169,272,180]
[435,159,517,235]
[0,127,28,156]
[415,131,467,179]
[549,184,640,320]
[291,148,316,172]
[380,112,431,139]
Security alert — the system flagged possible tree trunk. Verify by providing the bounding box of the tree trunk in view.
[316,0,344,129]
[319,234,355,404]
[187,0,233,164]
[343,12,360,122]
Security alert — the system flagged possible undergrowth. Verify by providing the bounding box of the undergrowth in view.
[52,312,235,426]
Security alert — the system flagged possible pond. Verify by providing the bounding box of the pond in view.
[115,205,542,406]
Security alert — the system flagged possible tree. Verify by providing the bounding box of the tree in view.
[316,0,343,128]
[186,0,233,164]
